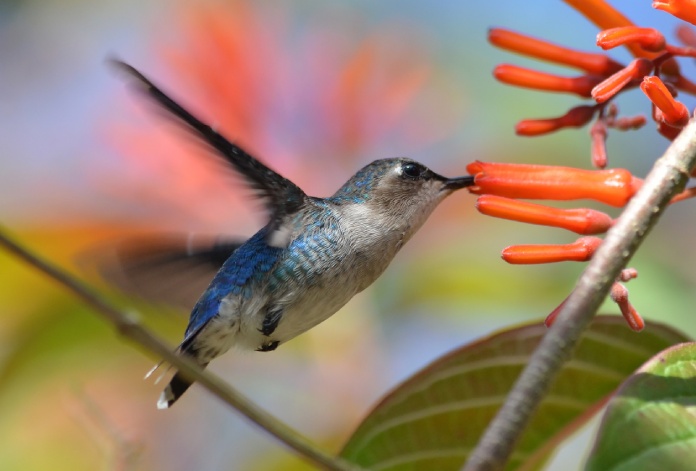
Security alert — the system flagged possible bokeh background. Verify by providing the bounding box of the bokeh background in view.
[2,0,696,469]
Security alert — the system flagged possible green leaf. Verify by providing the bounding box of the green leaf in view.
[340,317,690,471]
[586,342,696,471]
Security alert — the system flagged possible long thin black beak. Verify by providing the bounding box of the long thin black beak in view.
[443,175,475,191]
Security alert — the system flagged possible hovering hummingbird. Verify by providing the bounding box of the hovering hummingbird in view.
[112,60,475,408]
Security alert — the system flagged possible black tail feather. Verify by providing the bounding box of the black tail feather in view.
[157,372,196,409]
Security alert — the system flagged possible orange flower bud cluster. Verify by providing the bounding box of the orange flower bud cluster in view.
[467,161,646,330]
[468,161,641,260]
[489,6,696,168]
[482,1,696,331]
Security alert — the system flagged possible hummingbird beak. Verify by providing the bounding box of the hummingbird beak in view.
[442,175,475,191]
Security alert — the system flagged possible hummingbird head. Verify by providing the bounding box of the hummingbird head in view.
[330,158,474,242]
[332,157,473,203]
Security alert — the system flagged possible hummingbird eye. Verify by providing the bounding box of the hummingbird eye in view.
[401,162,425,179]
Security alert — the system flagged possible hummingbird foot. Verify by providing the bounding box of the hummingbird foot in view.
[259,308,283,336]
[256,340,280,352]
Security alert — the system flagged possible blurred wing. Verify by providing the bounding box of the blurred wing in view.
[92,234,243,310]
[111,59,307,241]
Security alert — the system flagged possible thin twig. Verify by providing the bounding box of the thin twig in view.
[0,229,364,471]
[463,118,696,471]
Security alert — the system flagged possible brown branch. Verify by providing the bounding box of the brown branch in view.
[0,229,364,471]
[463,118,696,471]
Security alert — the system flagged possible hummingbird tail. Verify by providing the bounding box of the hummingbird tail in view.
[156,355,209,409]
[157,372,195,409]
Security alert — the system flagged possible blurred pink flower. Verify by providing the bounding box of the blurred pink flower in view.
[101,1,463,233]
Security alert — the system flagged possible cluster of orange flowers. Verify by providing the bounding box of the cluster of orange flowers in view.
[466,0,696,331]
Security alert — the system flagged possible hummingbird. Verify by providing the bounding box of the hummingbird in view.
[112,60,475,408]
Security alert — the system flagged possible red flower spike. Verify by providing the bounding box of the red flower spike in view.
[476,195,613,234]
[610,282,645,331]
[597,27,666,52]
[653,0,696,27]
[590,119,609,168]
[515,105,597,136]
[502,236,603,264]
[467,161,643,207]
[489,28,624,75]
[641,76,690,127]
[493,64,604,97]
[591,58,654,103]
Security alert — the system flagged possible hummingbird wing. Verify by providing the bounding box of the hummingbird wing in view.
[180,227,283,343]
[112,60,308,246]
[87,234,245,310]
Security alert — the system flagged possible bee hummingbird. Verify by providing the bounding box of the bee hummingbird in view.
[112,61,475,408]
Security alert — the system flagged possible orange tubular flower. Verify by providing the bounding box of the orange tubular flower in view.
[564,0,664,60]
[563,0,636,35]
[467,161,642,207]
[515,105,597,136]
[493,65,604,97]
[653,0,696,27]
[502,236,603,264]
[596,27,666,52]
[488,28,624,75]
[591,58,653,103]
[476,195,613,235]
[564,0,654,57]
[641,76,690,127]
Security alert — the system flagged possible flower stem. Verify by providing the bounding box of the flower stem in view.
[0,228,364,471]
[463,118,696,471]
